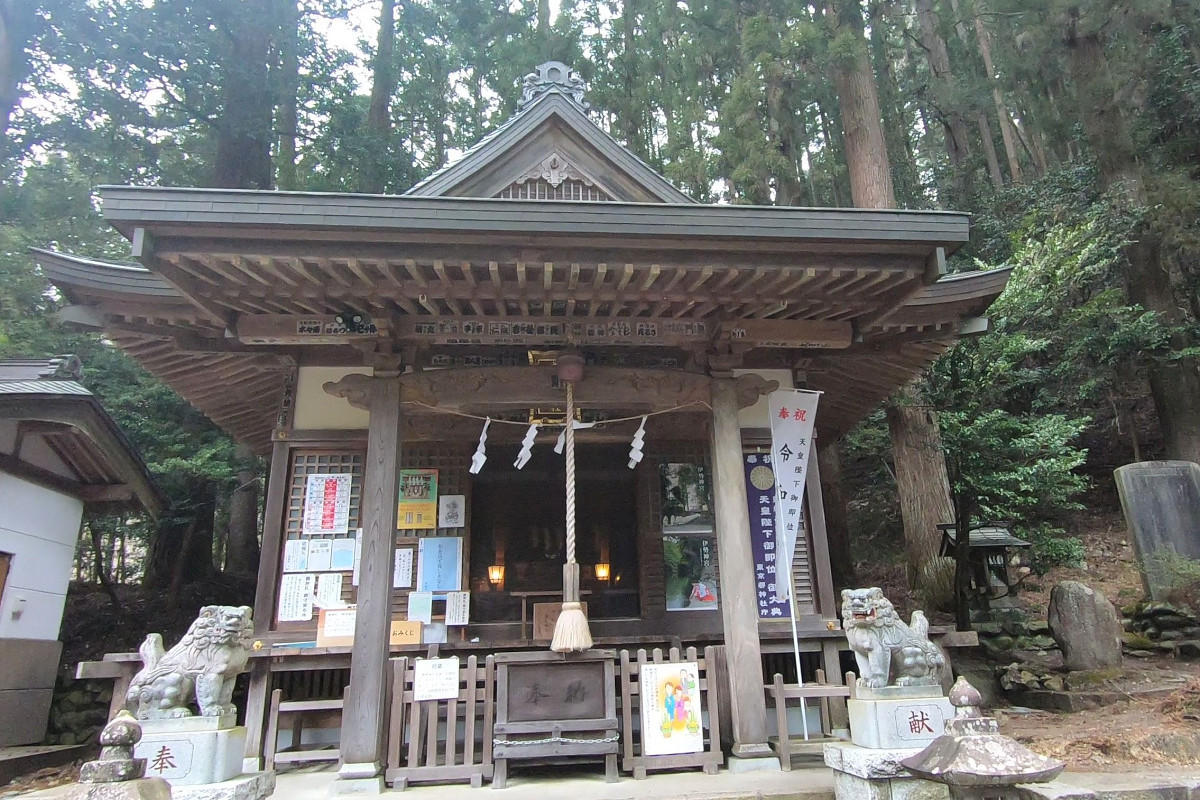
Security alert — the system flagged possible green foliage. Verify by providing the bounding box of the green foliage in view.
[1024,524,1085,572]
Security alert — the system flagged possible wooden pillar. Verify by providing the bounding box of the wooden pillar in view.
[709,375,774,765]
[336,373,402,791]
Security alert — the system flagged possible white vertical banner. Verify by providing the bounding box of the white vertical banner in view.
[767,389,821,601]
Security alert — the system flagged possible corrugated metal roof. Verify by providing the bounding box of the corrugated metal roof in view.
[0,380,92,396]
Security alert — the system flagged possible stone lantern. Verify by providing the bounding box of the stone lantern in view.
[900,677,1064,800]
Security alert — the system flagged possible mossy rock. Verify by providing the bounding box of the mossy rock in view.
[1122,631,1157,649]
[974,621,1003,636]
[1065,668,1122,688]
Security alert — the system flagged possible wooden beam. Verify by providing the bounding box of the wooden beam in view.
[236,313,388,345]
[716,319,854,349]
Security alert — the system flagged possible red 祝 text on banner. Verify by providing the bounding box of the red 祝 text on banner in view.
[766,389,821,602]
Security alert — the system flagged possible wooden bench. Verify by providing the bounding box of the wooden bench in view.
[768,669,851,771]
[263,688,346,770]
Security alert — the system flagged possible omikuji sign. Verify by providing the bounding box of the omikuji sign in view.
[766,389,820,601]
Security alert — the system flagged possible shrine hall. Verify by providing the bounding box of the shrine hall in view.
[38,62,1007,788]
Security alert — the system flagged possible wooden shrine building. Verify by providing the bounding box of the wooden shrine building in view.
[38,62,1008,786]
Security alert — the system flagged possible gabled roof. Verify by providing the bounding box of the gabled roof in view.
[0,357,165,515]
[405,62,694,204]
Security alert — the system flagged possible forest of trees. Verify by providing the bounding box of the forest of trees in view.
[1,0,1197,605]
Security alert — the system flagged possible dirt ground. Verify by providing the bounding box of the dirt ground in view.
[995,662,1200,771]
[990,510,1200,771]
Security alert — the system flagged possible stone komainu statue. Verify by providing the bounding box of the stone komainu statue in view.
[125,605,254,720]
[841,588,946,689]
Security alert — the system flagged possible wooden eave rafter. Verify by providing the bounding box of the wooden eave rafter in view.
[36,229,1006,448]
[0,394,165,515]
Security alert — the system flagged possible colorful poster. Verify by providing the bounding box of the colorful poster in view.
[302,473,352,535]
[416,537,462,592]
[745,453,791,618]
[767,389,820,598]
[663,535,718,611]
[277,573,315,622]
[397,469,438,530]
[639,661,704,756]
[438,494,466,528]
[660,463,714,534]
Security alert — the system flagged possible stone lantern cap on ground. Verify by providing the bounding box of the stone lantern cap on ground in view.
[900,677,1065,788]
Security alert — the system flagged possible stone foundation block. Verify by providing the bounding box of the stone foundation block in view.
[170,771,275,800]
[134,724,246,786]
[825,742,948,800]
[70,777,172,800]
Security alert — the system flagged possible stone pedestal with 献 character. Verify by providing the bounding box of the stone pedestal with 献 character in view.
[847,684,954,750]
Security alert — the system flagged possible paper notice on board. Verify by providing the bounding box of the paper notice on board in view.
[352,529,363,586]
[445,591,470,626]
[307,539,333,572]
[316,573,344,607]
[330,538,355,571]
[407,591,434,623]
[393,549,413,588]
[278,573,315,622]
[282,539,309,573]
[302,473,352,535]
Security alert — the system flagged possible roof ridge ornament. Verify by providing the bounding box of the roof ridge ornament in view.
[518,61,589,113]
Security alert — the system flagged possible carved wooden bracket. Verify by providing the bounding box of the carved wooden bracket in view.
[734,373,780,409]
[323,373,375,412]
[398,366,710,414]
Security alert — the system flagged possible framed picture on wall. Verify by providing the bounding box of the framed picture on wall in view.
[663,535,718,611]
[659,463,714,534]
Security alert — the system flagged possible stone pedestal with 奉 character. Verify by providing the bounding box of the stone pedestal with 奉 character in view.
[824,588,954,800]
[123,606,274,800]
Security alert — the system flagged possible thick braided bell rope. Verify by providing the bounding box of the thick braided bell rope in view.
[564,380,576,564]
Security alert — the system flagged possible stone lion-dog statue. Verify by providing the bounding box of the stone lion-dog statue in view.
[841,588,945,690]
[125,605,254,720]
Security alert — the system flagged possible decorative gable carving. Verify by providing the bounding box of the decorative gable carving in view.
[496,152,613,202]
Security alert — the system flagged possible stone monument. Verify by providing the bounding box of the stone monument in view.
[825,588,954,800]
[1046,581,1122,671]
[1114,460,1200,601]
[124,606,273,800]
[71,711,172,800]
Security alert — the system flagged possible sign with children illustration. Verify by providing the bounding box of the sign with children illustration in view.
[639,661,704,756]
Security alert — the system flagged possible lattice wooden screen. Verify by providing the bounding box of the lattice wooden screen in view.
[275,444,472,629]
[496,178,611,202]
